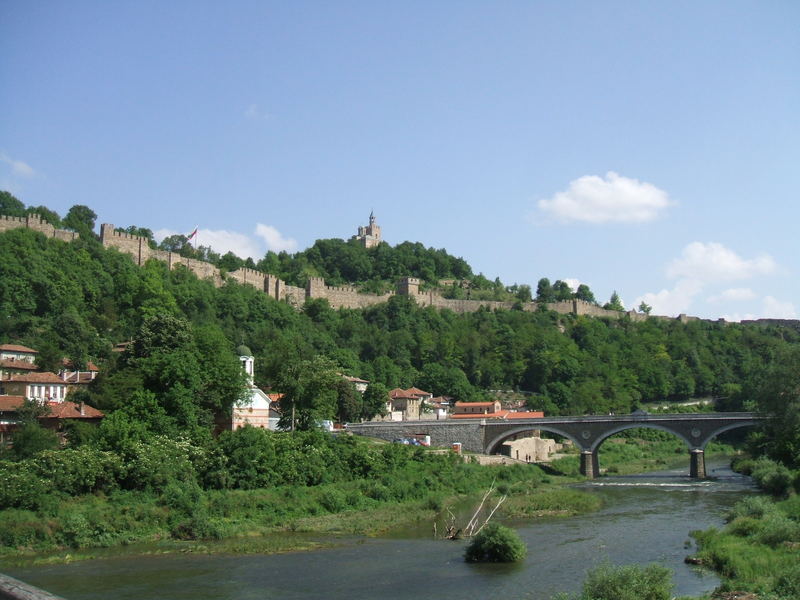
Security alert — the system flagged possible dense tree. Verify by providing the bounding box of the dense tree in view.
[575,284,596,304]
[64,204,98,235]
[603,291,625,311]
[536,278,555,303]
[27,205,62,226]
[276,356,341,430]
[0,190,25,217]
[553,280,573,302]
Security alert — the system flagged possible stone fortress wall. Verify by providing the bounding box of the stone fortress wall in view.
[0,214,79,242]
[0,214,773,325]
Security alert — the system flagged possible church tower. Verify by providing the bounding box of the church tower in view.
[354,211,382,248]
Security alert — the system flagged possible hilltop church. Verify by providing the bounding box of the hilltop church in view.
[353,211,381,248]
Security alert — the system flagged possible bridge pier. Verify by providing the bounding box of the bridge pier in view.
[580,451,598,479]
[690,449,706,478]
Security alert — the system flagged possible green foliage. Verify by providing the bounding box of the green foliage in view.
[464,522,527,562]
[7,422,59,459]
[693,489,800,596]
[0,190,26,216]
[29,447,124,495]
[63,204,97,235]
[745,346,800,469]
[603,290,625,311]
[749,457,795,497]
[555,562,673,600]
[276,356,341,430]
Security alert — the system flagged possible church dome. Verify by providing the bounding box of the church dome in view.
[236,345,253,357]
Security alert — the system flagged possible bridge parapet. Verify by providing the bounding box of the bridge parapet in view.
[348,413,763,478]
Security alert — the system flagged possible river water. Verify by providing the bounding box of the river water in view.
[5,459,754,600]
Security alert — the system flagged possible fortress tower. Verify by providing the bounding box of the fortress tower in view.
[353,211,382,248]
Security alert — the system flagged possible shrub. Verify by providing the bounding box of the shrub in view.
[0,462,51,510]
[30,447,125,495]
[464,523,527,563]
[773,564,800,599]
[726,495,778,522]
[564,562,674,600]
[751,458,794,497]
[754,513,800,548]
[319,488,348,513]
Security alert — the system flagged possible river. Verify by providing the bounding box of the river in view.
[4,459,754,600]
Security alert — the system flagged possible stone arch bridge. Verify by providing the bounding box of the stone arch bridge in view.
[346,412,762,478]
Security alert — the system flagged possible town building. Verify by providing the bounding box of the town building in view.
[0,371,69,401]
[385,386,433,421]
[0,344,40,377]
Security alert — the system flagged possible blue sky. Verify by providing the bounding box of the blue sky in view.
[2,1,798,320]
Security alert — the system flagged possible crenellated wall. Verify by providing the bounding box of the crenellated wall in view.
[0,214,79,242]
[0,216,776,326]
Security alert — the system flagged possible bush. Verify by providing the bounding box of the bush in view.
[30,447,124,495]
[726,495,778,522]
[754,513,800,548]
[0,462,51,510]
[751,458,794,497]
[773,564,800,599]
[464,523,527,563]
[558,562,673,600]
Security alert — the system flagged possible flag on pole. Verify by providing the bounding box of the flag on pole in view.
[187,227,198,241]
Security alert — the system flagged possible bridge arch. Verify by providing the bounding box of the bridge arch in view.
[590,423,693,452]
[697,421,759,449]
[484,425,583,455]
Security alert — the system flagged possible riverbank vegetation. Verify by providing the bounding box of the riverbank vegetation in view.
[553,562,676,600]
[681,347,800,599]
[0,430,601,563]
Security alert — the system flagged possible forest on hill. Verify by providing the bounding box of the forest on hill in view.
[1,190,798,424]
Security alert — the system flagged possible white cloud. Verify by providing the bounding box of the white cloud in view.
[535,171,672,224]
[762,296,797,319]
[255,223,298,252]
[244,104,271,122]
[154,223,297,259]
[633,279,704,317]
[563,278,581,292]
[707,288,757,304]
[0,153,36,177]
[667,242,775,282]
[724,297,800,322]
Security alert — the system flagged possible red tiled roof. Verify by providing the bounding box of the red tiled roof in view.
[0,344,38,354]
[61,358,100,371]
[506,411,545,419]
[43,401,104,419]
[451,411,508,419]
[0,397,103,419]
[3,372,66,384]
[0,359,40,371]
[454,401,496,408]
[405,387,430,396]
[0,396,24,411]
[390,387,430,399]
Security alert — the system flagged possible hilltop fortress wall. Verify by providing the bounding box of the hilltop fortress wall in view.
[0,214,79,242]
[0,215,734,324]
